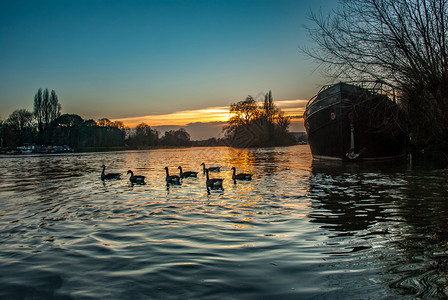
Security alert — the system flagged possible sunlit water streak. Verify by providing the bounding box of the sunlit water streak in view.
[1,146,447,299]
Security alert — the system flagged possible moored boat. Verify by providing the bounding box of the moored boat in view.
[303,82,408,160]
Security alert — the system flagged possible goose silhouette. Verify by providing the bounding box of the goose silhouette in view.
[177,166,198,178]
[165,167,181,184]
[127,170,145,184]
[201,162,220,173]
[101,165,120,180]
[231,167,253,181]
[205,169,223,189]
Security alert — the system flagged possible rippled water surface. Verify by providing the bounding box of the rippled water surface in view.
[1,146,447,299]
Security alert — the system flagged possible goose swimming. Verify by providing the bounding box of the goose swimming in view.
[127,170,145,184]
[205,169,223,189]
[231,167,253,181]
[101,165,121,180]
[200,162,220,173]
[165,167,181,184]
[177,166,198,178]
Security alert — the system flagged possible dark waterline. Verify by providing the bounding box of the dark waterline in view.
[0,146,447,299]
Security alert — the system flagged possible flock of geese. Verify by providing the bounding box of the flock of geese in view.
[101,163,253,190]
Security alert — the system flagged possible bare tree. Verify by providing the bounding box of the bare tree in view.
[34,88,61,132]
[224,92,294,147]
[227,96,261,127]
[6,109,35,145]
[34,88,43,131]
[305,0,448,146]
[49,90,61,123]
[263,90,278,123]
[7,109,34,132]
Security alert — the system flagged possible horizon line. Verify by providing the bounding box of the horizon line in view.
[112,99,308,128]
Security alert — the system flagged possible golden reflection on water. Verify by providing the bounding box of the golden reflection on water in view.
[73,146,314,238]
[223,244,254,248]
[225,148,257,170]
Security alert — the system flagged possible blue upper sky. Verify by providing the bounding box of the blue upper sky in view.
[0,0,338,122]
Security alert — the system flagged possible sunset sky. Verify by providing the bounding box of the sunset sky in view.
[0,0,338,139]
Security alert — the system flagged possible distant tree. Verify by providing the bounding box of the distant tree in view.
[79,119,98,147]
[224,91,294,147]
[83,119,97,127]
[6,109,34,132]
[47,114,84,146]
[78,118,125,147]
[305,0,448,149]
[54,114,83,127]
[34,88,43,131]
[127,123,159,147]
[175,128,191,146]
[263,90,278,123]
[111,121,125,129]
[103,126,126,147]
[97,118,112,127]
[96,119,124,129]
[38,114,126,149]
[276,111,290,132]
[0,118,4,147]
[5,109,35,146]
[49,90,61,124]
[34,88,61,142]
[227,96,261,126]
[161,128,191,146]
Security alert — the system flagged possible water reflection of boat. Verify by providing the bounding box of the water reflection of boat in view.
[303,82,408,161]
[307,160,406,233]
[310,158,408,175]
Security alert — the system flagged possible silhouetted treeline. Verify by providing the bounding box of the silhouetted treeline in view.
[1,88,298,151]
[223,91,295,147]
[126,124,191,148]
[159,128,191,147]
[0,113,193,150]
[0,89,192,150]
[47,115,126,148]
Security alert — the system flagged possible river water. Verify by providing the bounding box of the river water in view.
[0,145,447,299]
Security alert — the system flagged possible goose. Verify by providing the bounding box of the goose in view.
[165,167,181,184]
[231,167,253,181]
[177,166,198,178]
[205,169,223,189]
[101,165,121,180]
[127,170,145,184]
[200,162,220,173]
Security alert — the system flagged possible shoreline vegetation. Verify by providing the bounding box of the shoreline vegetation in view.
[1,89,303,155]
[0,141,307,155]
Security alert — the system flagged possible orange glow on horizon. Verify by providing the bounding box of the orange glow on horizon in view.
[112,99,307,128]
[113,106,230,128]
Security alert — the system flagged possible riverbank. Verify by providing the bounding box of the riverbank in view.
[75,145,196,153]
[1,144,222,155]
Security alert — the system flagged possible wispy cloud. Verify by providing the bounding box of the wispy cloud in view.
[113,106,230,127]
[276,99,308,119]
[113,99,308,128]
